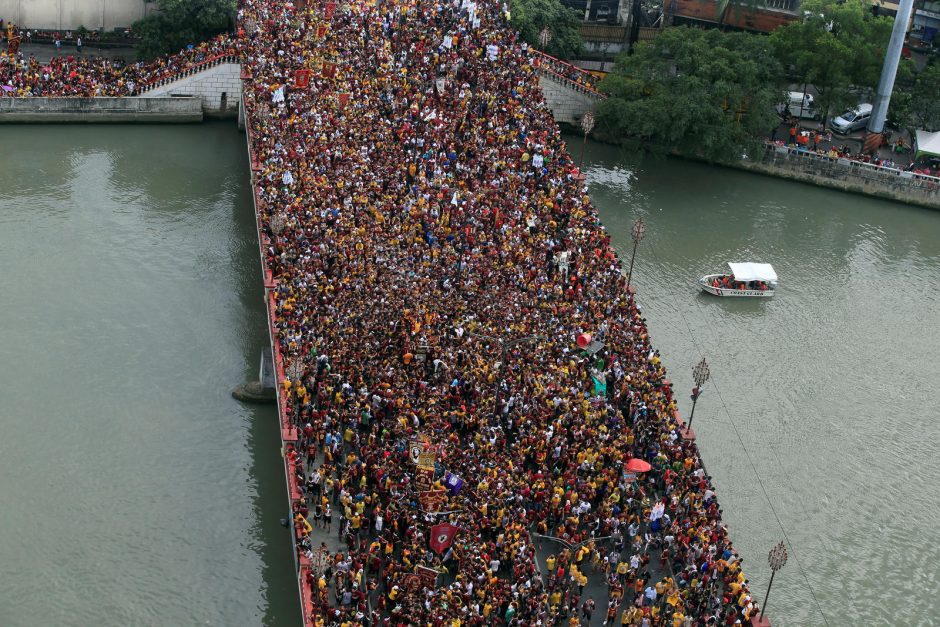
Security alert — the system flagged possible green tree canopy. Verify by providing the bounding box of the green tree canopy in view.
[769,0,893,121]
[134,0,236,60]
[891,61,940,132]
[510,0,583,60]
[595,27,783,163]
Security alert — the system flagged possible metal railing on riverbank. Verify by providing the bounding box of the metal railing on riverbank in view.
[754,143,940,207]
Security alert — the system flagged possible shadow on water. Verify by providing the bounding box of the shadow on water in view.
[227,124,301,627]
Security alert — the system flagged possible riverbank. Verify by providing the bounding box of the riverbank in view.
[0,96,203,122]
[583,132,940,210]
[739,144,940,210]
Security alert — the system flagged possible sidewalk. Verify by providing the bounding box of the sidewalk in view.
[771,117,915,168]
[15,41,136,63]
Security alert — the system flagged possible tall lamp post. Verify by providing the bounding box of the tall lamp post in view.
[539,26,552,52]
[686,357,710,432]
[471,333,543,422]
[285,359,304,429]
[579,111,595,171]
[760,541,788,621]
[625,217,645,288]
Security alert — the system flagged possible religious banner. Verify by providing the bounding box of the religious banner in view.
[416,565,439,588]
[429,523,459,554]
[294,69,312,89]
[444,472,464,496]
[434,78,446,93]
[324,2,337,19]
[409,440,422,465]
[414,466,433,492]
[418,488,448,511]
[321,61,337,79]
[418,446,436,469]
[316,23,329,39]
[337,92,351,108]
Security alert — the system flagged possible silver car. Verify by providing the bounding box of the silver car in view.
[830,103,873,134]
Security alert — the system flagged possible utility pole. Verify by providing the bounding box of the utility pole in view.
[865,0,916,152]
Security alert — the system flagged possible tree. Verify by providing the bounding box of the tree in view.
[891,61,940,132]
[595,27,783,163]
[134,0,236,60]
[769,0,893,123]
[510,0,583,60]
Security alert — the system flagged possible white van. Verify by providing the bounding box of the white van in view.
[777,91,820,120]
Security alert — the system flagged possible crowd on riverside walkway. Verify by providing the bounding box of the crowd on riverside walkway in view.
[3,0,758,624]
[0,29,238,96]
[237,0,758,625]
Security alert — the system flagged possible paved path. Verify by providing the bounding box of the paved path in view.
[16,42,136,63]
[771,117,916,167]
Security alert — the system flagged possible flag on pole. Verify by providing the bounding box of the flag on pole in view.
[444,472,464,496]
[429,523,459,554]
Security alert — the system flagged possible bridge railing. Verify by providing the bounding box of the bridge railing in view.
[131,54,242,95]
[532,50,607,99]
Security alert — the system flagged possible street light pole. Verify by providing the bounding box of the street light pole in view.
[538,26,552,53]
[686,357,710,432]
[626,217,646,288]
[286,358,304,430]
[470,333,543,422]
[579,111,595,171]
[760,541,788,620]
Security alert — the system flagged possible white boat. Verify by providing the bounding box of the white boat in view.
[700,262,778,298]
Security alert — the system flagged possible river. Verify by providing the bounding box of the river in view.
[0,124,936,627]
[580,138,940,626]
[0,124,298,626]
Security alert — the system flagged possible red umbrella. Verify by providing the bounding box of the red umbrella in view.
[626,458,652,473]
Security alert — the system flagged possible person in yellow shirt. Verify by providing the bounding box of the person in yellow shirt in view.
[546,554,556,573]
[671,610,685,627]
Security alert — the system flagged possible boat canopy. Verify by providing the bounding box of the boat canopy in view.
[728,262,777,283]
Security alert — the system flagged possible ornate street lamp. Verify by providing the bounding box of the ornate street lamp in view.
[626,217,645,288]
[470,333,543,422]
[269,212,286,238]
[286,358,304,381]
[686,357,710,431]
[760,541,788,620]
[285,359,305,429]
[539,27,552,52]
[579,111,595,171]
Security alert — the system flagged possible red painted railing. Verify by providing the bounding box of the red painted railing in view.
[532,50,607,99]
[244,98,316,627]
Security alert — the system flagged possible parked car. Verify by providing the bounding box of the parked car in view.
[776,91,820,120]
[830,103,873,134]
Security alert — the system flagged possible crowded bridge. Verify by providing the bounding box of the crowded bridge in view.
[2,0,758,624]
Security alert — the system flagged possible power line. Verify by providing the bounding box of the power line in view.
[629,232,832,627]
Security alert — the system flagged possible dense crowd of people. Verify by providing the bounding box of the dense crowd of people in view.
[238,0,756,625]
[3,1,757,624]
[0,29,237,96]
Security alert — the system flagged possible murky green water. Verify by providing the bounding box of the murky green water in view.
[1,123,935,627]
[0,124,298,626]
[581,138,940,626]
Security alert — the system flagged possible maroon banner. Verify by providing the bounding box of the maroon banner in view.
[429,523,458,554]
[294,69,312,89]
